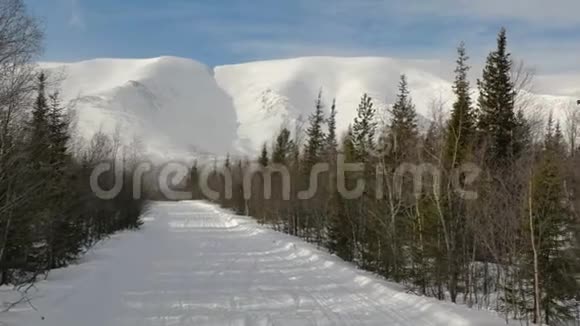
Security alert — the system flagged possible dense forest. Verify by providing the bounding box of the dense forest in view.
[0,0,145,291]
[193,29,580,325]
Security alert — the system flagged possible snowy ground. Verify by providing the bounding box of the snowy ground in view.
[1,201,508,326]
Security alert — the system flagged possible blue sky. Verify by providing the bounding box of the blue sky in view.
[25,0,580,74]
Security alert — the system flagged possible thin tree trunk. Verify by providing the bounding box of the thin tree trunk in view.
[529,179,541,324]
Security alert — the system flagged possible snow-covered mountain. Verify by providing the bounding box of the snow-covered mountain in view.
[42,56,579,158]
[43,57,239,158]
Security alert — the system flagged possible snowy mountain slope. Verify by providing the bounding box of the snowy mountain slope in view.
[215,56,578,153]
[214,56,454,153]
[43,56,577,157]
[1,201,508,326]
[42,57,239,158]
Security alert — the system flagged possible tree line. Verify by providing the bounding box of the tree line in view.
[0,0,145,289]
[192,28,580,325]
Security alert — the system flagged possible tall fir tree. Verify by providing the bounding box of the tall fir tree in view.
[325,98,338,157]
[304,91,326,170]
[477,28,518,164]
[351,94,381,270]
[272,128,294,164]
[352,93,376,162]
[45,90,77,269]
[47,91,70,172]
[28,72,50,163]
[389,74,418,161]
[327,127,357,262]
[439,43,478,303]
[445,42,475,168]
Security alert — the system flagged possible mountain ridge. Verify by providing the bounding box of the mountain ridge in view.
[41,55,578,158]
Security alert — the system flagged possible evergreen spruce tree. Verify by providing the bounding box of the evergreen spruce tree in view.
[350,94,379,269]
[304,91,326,170]
[381,75,420,281]
[47,92,70,165]
[445,42,475,168]
[45,91,77,269]
[440,43,477,302]
[327,128,356,262]
[325,98,338,157]
[389,74,418,161]
[324,99,340,247]
[272,128,294,165]
[28,72,51,163]
[526,120,580,324]
[352,93,376,162]
[477,28,518,164]
[24,72,52,273]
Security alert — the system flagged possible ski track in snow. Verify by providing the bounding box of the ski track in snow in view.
[1,201,506,326]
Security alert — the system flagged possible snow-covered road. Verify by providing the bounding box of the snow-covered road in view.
[2,201,506,326]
